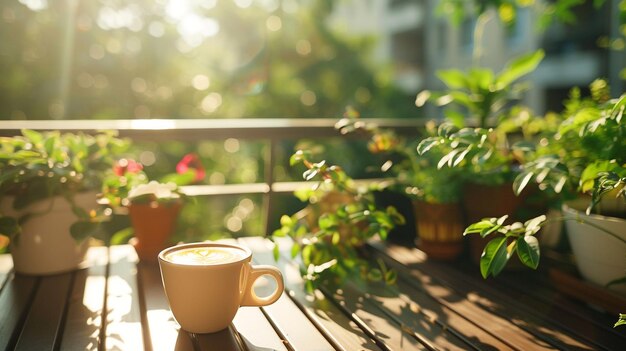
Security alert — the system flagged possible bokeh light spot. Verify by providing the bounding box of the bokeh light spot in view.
[131,77,147,93]
[192,75,210,90]
[296,40,311,56]
[201,93,222,113]
[139,151,156,166]
[224,138,240,153]
[300,90,316,106]
[266,15,282,31]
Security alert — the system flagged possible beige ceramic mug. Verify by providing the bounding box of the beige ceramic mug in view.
[158,242,284,334]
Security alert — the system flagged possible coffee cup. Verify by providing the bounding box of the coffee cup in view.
[158,242,284,334]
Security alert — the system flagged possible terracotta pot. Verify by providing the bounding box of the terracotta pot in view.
[129,201,182,262]
[0,192,94,275]
[414,200,464,260]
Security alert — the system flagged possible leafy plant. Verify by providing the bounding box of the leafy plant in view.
[336,110,465,204]
[511,81,626,214]
[464,214,544,278]
[0,129,129,248]
[99,153,205,245]
[271,150,405,290]
[416,50,544,128]
[463,84,626,278]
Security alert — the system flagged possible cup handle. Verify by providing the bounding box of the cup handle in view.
[241,264,284,306]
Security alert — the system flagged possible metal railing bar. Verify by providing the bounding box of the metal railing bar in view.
[0,118,425,141]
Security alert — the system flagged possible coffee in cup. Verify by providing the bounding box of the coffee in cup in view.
[159,242,284,334]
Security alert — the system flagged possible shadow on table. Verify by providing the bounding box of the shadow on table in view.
[175,327,279,351]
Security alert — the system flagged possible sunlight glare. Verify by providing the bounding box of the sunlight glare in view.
[130,119,176,130]
[18,0,47,11]
[266,15,282,31]
[192,75,210,90]
[166,0,220,48]
[235,0,253,9]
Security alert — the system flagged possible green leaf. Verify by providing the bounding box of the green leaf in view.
[70,221,99,243]
[384,269,397,285]
[367,268,383,282]
[290,150,308,166]
[513,171,534,195]
[524,215,546,234]
[444,109,466,128]
[516,236,540,269]
[480,236,510,279]
[290,242,301,259]
[496,50,545,88]
[273,242,280,262]
[464,219,494,235]
[0,216,20,237]
[416,137,440,155]
[615,314,626,328]
[318,213,338,231]
[436,69,467,89]
[279,215,293,227]
[21,129,44,145]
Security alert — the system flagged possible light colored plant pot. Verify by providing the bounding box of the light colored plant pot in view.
[128,201,182,262]
[1,192,95,275]
[563,204,626,295]
[414,200,464,260]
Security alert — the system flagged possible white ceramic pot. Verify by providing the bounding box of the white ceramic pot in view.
[1,192,95,275]
[563,204,626,294]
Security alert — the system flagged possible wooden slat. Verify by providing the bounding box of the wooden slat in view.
[339,282,482,351]
[372,242,599,350]
[236,238,337,351]
[0,272,38,350]
[490,266,626,350]
[392,277,514,350]
[61,246,109,351]
[240,236,382,351]
[233,307,288,351]
[136,261,180,351]
[217,238,289,351]
[105,245,144,351]
[14,272,73,351]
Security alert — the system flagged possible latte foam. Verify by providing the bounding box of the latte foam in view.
[165,246,246,265]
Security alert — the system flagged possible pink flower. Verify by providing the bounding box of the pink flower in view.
[113,159,143,176]
[176,153,205,183]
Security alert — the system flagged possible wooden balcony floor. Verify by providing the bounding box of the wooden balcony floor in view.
[1,237,625,350]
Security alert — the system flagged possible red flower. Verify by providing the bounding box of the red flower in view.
[176,153,205,183]
[113,159,143,176]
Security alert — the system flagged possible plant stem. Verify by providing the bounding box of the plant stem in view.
[472,11,491,67]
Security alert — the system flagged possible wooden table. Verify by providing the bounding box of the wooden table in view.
[1,236,625,351]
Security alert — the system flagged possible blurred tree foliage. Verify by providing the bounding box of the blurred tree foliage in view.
[0,0,412,240]
[0,0,415,120]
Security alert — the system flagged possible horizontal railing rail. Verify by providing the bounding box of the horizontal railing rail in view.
[0,118,425,140]
[0,118,425,235]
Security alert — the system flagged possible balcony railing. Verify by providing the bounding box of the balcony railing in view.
[0,118,425,235]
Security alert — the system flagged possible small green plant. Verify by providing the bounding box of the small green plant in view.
[271,150,405,290]
[463,84,626,278]
[0,129,129,248]
[416,50,544,128]
[336,111,465,204]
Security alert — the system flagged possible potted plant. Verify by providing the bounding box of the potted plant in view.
[464,80,626,294]
[101,153,205,262]
[0,129,129,275]
[415,50,554,262]
[271,150,404,290]
[126,181,185,262]
[336,114,466,260]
